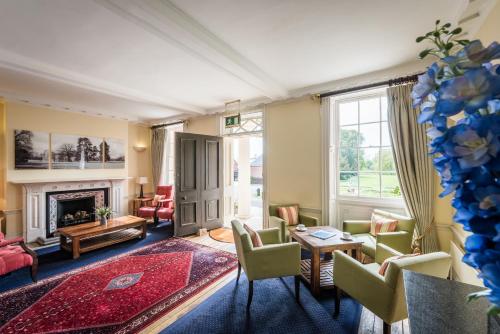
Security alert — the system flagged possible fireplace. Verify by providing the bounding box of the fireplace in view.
[46,188,109,238]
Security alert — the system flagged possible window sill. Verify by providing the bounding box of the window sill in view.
[337,196,405,209]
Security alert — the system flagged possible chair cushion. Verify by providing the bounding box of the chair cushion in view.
[152,194,166,206]
[355,233,376,259]
[243,224,263,248]
[0,245,33,275]
[277,205,299,226]
[138,206,156,218]
[370,213,398,236]
[157,207,174,220]
[378,253,421,276]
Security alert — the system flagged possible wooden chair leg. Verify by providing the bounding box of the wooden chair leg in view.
[333,286,341,317]
[247,280,254,309]
[294,275,300,303]
[236,262,241,282]
[383,321,391,334]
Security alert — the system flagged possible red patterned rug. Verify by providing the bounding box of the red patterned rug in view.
[0,238,237,334]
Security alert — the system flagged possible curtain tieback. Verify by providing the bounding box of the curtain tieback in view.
[411,222,434,254]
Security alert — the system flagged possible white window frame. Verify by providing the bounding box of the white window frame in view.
[330,87,404,208]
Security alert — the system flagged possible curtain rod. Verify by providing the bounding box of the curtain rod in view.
[319,72,423,99]
[151,120,185,130]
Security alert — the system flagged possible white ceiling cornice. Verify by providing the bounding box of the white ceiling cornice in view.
[0,48,204,115]
[94,0,288,100]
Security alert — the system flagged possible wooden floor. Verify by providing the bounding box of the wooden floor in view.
[145,233,410,334]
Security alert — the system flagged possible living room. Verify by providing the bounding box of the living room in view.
[0,1,499,333]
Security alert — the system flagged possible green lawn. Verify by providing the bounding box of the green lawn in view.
[339,173,401,198]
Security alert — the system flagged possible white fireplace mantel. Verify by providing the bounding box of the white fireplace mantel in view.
[11,178,129,244]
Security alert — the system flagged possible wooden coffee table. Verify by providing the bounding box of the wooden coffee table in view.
[290,226,363,296]
[58,215,147,259]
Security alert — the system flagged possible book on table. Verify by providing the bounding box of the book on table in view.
[310,230,336,240]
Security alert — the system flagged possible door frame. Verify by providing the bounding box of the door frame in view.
[218,109,268,228]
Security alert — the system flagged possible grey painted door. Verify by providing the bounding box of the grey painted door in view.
[175,132,223,236]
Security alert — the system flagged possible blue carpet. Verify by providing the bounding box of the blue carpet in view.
[0,220,174,293]
[163,275,361,334]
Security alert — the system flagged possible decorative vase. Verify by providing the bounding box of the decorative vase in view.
[100,216,107,226]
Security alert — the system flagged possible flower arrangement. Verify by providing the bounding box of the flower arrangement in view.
[96,206,113,219]
[412,20,500,314]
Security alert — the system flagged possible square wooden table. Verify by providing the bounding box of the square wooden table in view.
[290,226,363,296]
[58,215,147,259]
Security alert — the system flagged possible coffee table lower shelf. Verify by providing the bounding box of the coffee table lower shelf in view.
[60,228,143,257]
[300,258,335,290]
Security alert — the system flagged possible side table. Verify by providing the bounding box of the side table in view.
[133,197,153,216]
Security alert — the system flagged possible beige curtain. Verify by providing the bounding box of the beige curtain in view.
[387,84,439,253]
[151,128,166,188]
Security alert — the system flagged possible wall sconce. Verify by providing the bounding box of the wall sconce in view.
[133,146,147,152]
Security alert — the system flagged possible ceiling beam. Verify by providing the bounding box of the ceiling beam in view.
[0,47,205,115]
[95,0,289,100]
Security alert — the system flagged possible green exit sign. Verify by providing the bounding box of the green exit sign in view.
[225,114,240,128]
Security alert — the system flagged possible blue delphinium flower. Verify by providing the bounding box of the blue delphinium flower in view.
[413,22,500,313]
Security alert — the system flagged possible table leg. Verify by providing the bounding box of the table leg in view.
[141,221,147,238]
[72,237,80,259]
[354,246,362,262]
[310,248,321,296]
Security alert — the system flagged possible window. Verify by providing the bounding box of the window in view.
[223,110,263,136]
[334,90,401,199]
[160,124,183,185]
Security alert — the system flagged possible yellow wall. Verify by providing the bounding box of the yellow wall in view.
[265,97,322,211]
[476,0,500,45]
[184,114,219,136]
[0,102,152,237]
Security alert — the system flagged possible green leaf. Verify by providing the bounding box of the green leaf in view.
[435,19,441,25]
[419,49,432,59]
[416,36,425,43]
[445,42,454,50]
[451,27,462,35]
[488,305,500,316]
[443,22,451,28]
[433,31,440,37]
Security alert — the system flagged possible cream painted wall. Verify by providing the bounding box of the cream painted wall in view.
[476,0,500,44]
[184,114,220,136]
[265,97,322,212]
[0,102,152,237]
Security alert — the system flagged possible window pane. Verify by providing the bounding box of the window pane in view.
[339,172,358,196]
[360,148,380,171]
[381,96,388,121]
[381,122,391,146]
[339,148,357,171]
[359,123,380,147]
[339,101,358,125]
[359,173,380,197]
[382,173,401,197]
[340,125,359,147]
[381,148,395,171]
[359,98,380,123]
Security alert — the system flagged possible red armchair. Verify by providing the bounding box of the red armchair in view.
[0,232,38,282]
[137,185,174,224]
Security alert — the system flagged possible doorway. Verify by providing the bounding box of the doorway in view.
[222,110,264,230]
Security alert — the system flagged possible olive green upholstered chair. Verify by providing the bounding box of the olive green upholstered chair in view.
[343,209,416,258]
[231,220,302,309]
[333,244,451,334]
[268,203,319,242]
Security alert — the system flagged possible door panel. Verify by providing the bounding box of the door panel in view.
[175,132,223,236]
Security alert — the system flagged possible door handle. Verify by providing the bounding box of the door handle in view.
[181,196,187,200]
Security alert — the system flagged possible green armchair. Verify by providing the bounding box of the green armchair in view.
[268,203,319,242]
[343,209,416,258]
[231,220,302,309]
[333,244,451,334]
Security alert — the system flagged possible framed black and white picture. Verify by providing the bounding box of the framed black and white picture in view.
[103,138,125,169]
[14,130,50,169]
[51,134,103,169]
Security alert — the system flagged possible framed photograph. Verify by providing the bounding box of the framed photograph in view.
[103,138,125,169]
[14,130,49,169]
[52,134,103,169]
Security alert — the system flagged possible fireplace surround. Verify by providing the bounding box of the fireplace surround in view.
[45,188,109,238]
[12,178,126,245]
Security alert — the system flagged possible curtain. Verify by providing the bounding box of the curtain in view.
[320,96,336,227]
[151,127,166,189]
[387,84,439,253]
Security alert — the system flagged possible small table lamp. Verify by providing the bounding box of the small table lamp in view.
[137,177,148,198]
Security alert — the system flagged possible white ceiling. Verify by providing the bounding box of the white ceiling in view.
[0,0,494,123]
